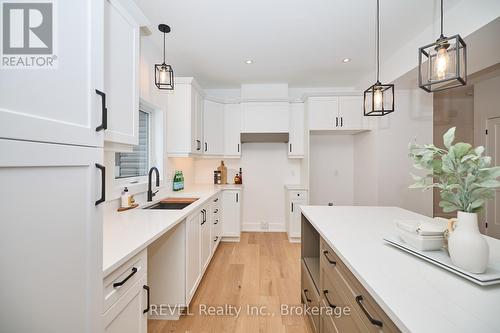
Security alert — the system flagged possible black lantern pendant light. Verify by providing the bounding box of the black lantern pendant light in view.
[155,24,174,90]
[364,0,394,117]
[418,0,466,92]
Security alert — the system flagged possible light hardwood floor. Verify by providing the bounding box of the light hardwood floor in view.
[148,232,312,333]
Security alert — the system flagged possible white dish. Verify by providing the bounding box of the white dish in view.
[384,236,500,286]
[398,227,444,251]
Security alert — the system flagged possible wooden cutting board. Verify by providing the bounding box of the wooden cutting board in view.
[159,197,199,204]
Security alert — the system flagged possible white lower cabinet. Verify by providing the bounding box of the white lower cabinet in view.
[286,190,308,242]
[186,210,201,302]
[200,204,212,271]
[103,250,148,333]
[221,189,242,240]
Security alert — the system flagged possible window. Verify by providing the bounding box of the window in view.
[115,110,150,178]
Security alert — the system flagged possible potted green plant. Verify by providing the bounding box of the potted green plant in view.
[409,127,500,273]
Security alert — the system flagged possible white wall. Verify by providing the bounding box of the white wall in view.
[474,73,500,149]
[359,89,434,216]
[309,134,354,206]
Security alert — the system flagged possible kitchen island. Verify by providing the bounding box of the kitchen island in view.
[300,206,500,333]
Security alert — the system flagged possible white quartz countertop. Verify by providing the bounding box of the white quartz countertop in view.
[103,184,241,277]
[300,206,500,333]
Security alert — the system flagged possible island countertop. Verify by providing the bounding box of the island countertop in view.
[300,206,500,333]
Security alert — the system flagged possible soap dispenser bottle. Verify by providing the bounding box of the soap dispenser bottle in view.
[121,187,130,208]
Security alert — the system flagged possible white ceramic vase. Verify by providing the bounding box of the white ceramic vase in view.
[448,211,489,274]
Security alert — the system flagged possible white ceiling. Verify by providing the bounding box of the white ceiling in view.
[136,0,462,88]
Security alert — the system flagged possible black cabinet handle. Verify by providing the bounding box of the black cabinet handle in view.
[356,295,383,328]
[335,116,338,127]
[291,202,294,213]
[143,285,150,314]
[214,219,219,225]
[341,117,343,127]
[237,144,240,153]
[214,198,218,203]
[323,290,336,309]
[205,142,208,152]
[289,143,292,153]
[95,89,107,132]
[214,208,219,214]
[196,140,201,151]
[236,193,239,203]
[323,250,336,265]
[113,267,137,288]
[214,236,218,242]
[201,209,206,225]
[303,289,312,302]
[95,163,105,206]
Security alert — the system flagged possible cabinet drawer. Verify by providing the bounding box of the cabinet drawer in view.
[320,266,369,333]
[289,190,307,200]
[301,260,320,332]
[103,249,147,313]
[320,238,400,333]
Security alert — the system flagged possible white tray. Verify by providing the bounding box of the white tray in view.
[384,236,500,286]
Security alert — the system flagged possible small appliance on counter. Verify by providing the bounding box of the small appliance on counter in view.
[173,170,184,191]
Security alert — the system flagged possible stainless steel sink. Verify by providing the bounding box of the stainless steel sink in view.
[143,197,199,210]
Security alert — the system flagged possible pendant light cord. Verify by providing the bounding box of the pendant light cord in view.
[440,0,444,38]
[163,32,166,64]
[376,0,380,83]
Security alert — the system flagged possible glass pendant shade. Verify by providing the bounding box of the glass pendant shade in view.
[418,35,466,92]
[155,24,174,90]
[155,63,174,90]
[364,82,394,116]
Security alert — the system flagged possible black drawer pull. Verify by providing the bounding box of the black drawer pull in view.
[143,285,150,314]
[214,208,219,214]
[323,290,336,309]
[113,267,137,288]
[95,89,107,131]
[214,236,218,242]
[356,295,383,328]
[95,163,105,206]
[323,250,336,265]
[303,289,312,302]
[214,219,219,225]
[214,198,219,203]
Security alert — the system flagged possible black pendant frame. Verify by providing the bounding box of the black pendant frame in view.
[418,34,467,93]
[363,81,395,117]
[155,24,174,90]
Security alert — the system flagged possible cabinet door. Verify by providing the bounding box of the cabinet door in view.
[338,96,367,129]
[308,97,339,130]
[222,190,241,237]
[103,0,142,145]
[191,89,204,155]
[0,139,103,333]
[0,0,104,147]
[201,207,212,271]
[186,211,201,302]
[224,104,242,157]
[241,102,289,133]
[203,100,225,155]
[104,275,147,333]
[289,103,305,157]
[290,199,307,238]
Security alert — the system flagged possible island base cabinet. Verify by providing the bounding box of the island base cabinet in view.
[104,274,148,333]
[301,261,320,332]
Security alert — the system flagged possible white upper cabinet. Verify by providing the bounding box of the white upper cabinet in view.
[103,0,148,146]
[308,95,368,131]
[203,100,225,155]
[338,96,368,130]
[166,78,204,156]
[0,0,104,147]
[288,103,305,158]
[241,102,289,133]
[224,104,242,157]
[308,97,339,130]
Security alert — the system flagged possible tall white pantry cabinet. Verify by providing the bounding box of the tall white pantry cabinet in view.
[0,1,147,332]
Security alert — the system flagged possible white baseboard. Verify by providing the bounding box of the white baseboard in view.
[221,236,240,242]
[242,222,286,232]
